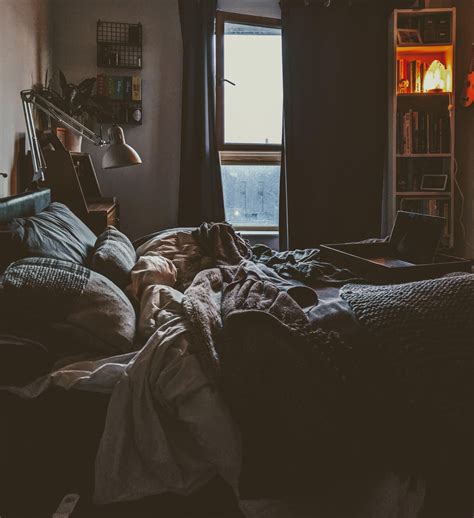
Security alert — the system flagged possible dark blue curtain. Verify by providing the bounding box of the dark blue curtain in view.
[178,0,225,226]
[280,0,412,250]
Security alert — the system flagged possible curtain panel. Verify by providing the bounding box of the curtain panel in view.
[280,0,401,250]
[178,0,225,226]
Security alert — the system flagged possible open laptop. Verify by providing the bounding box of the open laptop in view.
[368,211,446,267]
[388,211,446,264]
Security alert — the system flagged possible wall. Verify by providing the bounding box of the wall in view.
[51,0,182,240]
[0,0,52,198]
[427,0,474,258]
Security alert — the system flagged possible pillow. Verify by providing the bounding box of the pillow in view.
[9,202,97,266]
[2,258,137,357]
[0,334,52,386]
[91,226,137,289]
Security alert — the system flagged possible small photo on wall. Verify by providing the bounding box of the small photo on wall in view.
[397,29,422,45]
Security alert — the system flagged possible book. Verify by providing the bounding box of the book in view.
[415,60,422,93]
[124,76,133,101]
[96,74,107,97]
[111,76,124,100]
[132,76,142,101]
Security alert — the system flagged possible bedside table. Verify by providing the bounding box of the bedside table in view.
[86,197,120,235]
[41,147,121,235]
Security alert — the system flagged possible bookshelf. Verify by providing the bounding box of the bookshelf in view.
[387,8,456,248]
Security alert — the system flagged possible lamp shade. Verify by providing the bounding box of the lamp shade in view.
[102,125,142,169]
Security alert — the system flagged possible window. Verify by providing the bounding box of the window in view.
[216,12,282,230]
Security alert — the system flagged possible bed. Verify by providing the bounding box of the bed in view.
[0,189,472,518]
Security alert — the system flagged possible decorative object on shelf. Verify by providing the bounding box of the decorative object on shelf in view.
[97,21,142,69]
[397,28,422,44]
[423,60,451,93]
[420,174,448,191]
[20,89,142,184]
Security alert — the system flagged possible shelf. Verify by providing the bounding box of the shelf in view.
[397,92,451,97]
[396,153,451,158]
[396,192,451,196]
[397,44,452,52]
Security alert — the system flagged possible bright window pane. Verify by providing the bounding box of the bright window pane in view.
[224,23,283,144]
[221,164,280,227]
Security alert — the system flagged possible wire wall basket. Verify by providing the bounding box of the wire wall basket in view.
[97,20,142,69]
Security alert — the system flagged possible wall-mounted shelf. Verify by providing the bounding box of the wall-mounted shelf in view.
[97,20,142,69]
[96,21,143,126]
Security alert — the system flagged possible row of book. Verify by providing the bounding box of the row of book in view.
[396,110,450,155]
[399,198,450,240]
[96,74,142,101]
[397,58,430,94]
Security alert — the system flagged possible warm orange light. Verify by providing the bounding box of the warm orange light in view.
[423,60,450,92]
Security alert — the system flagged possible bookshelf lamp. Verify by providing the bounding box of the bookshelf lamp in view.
[423,60,452,93]
[20,89,142,183]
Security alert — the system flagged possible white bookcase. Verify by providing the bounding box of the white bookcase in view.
[387,7,456,248]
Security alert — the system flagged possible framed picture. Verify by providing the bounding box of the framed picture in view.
[397,29,422,45]
[420,174,448,191]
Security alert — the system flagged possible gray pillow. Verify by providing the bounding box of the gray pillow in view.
[9,202,97,266]
[3,257,137,357]
[91,227,137,289]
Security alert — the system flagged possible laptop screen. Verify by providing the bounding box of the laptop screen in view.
[389,211,446,264]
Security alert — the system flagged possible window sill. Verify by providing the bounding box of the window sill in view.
[239,230,279,250]
[239,230,279,236]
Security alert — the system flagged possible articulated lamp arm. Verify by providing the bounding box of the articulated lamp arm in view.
[20,89,108,183]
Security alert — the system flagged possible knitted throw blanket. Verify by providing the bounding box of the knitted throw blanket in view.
[341,273,474,422]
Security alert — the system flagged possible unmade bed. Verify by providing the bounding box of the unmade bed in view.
[1,189,472,518]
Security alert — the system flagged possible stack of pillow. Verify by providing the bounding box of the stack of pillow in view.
[0,202,139,386]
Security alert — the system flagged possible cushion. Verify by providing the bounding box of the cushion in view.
[2,258,137,357]
[8,202,97,266]
[91,227,137,289]
[0,334,52,386]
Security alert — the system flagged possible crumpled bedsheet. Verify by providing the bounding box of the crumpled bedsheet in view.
[3,230,242,506]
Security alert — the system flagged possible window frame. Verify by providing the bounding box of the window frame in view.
[216,11,282,153]
[216,11,282,231]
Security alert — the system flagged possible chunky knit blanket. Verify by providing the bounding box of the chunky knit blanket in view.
[341,273,474,426]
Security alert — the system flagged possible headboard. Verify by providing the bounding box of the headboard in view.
[0,189,51,224]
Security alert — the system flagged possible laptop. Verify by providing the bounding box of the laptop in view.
[388,211,446,264]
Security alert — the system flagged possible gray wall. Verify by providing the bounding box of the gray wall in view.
[426,0,474,258]
[51,0,182,240]
[0,0,52,197]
